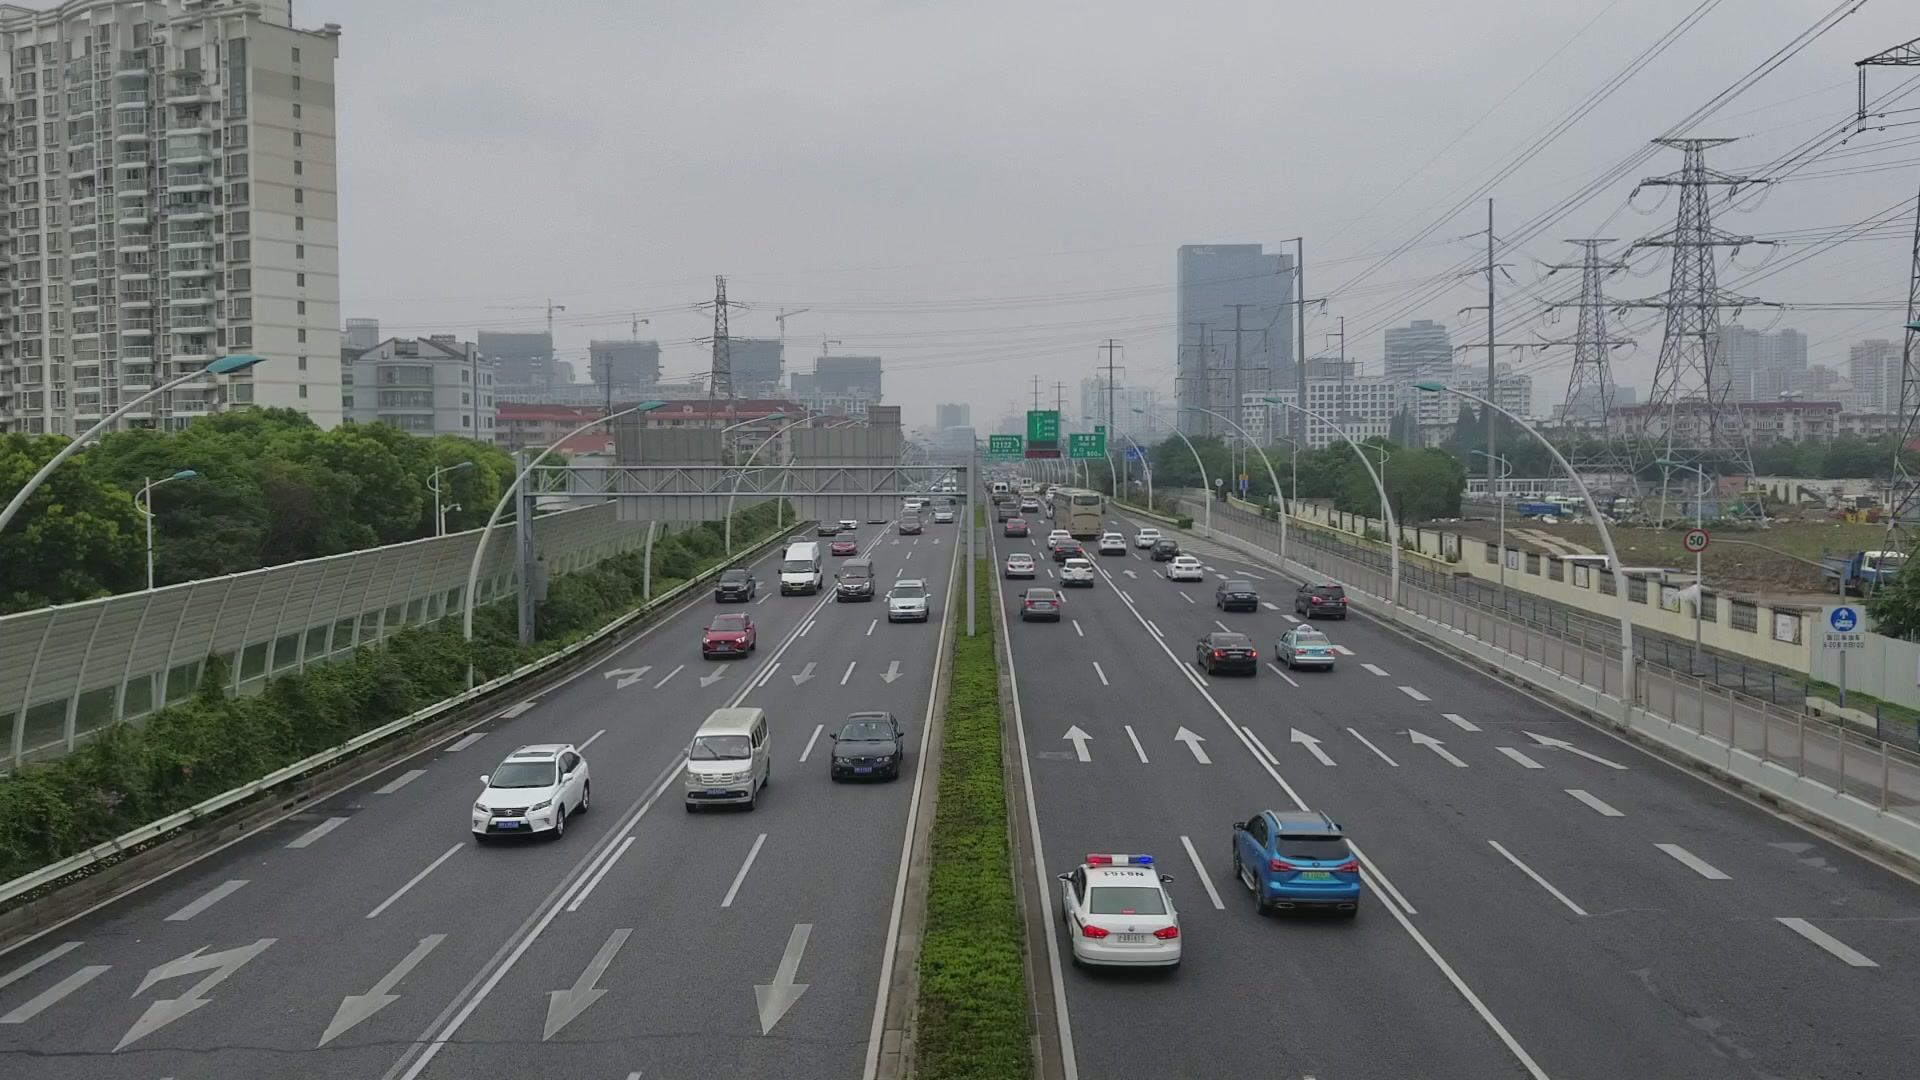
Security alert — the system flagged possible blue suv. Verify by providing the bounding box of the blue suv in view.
[1232,809,1361,916]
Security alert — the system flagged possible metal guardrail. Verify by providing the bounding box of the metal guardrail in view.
[0,526,794,909]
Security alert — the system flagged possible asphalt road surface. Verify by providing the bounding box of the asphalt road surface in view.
[998,514,1920,1080]
[0,518,958,1080]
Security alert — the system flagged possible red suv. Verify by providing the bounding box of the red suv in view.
[701,613,757,658]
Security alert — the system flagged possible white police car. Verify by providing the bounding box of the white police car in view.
[1057,854,1181,968]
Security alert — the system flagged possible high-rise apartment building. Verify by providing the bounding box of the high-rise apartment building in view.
[1410,364,1532,446]
[0,0,343,435]
[1175,244,1294,437]
[341,333,495,438]
[477,331,553,389]
[934,402,969,431]
[1250,377,1398,449]
[1714,324,1806,401]
[726,337,783,395]
[1383,320,1452,383]
[588,339,661,392]
[1848,339,1900,412]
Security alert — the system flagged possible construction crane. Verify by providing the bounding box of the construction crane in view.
[775,308,809,343]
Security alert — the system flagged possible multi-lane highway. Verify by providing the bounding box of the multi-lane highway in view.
[0,518,956,1080]
[999,512,1920,1080]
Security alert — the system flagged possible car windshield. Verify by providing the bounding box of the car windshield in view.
[841,566,872,579]
[894,585,927,599]
[1010,556,1032,564]
[691,734,753,760]
[781,559,814,573]
[1293,632,1331,646]
[1087,886,1167,915]
[1275,836,1352,862]
[710,615,747,632]
[1312,584,1345,596]
[488,761,556,788]
[1028,591,1056,601]
[839,719,893,742]
[1211,634,1252,648]
[1224,581,1253,591]
[720,570,749,583]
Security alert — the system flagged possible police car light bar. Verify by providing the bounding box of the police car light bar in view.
[1086,854,1152,866]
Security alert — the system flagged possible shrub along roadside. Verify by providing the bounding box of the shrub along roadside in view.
[913,559,1031,1080]
[0,501,793,886]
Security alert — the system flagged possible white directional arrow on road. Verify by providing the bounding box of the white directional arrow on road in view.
[699,666,729,688]
[1525,731,1628,770]
[755,923,813,1035]
[880,660,904,684]
[1063,726,1093,762]
[790,662,818,686]
[1290,728,1336,766]
[1174,727,1212,764]
[1123,569,1138,579]
[1407,729,1468,768]
[319,934,444,1047]
[545,929,631,1041]
[118,938,275,1051]
[602,667,653,690]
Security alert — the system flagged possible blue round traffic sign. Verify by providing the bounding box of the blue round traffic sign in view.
[1829,606,1859,633]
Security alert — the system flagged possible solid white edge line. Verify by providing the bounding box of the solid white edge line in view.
[800,724,825,763]
[1347,728,1400,767]
[1655,843,1730,880]
[1124,724,1148,762]
[565,835,635,914]
[1776,917,1878,967]
[1241,726,1280,765]
[285,815,350,849]
[1565,789,1624,817]
[720,833,769,909]
[1488,841,1588,917]
[991,535,1082,1080]
[366,845,461,920]
[1180,835,1226,910]
[1265,662,1301,687]
[860,528,960,1080]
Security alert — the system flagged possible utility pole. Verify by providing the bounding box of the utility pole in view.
[1486,200,1497,496]
[1223,304,1256,436]
[1099,339,1124,491]
[1856,37,1920,555]
[1053,381,1066,414]
[1545,240,1635,489]
[1295,239,1308,445]
[694,275,746,436]
[1031,376,1043,412]
[1332,315,1347,423]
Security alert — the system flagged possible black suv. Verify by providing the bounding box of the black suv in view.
[1296,582,1348,619]
[713,568,756,602]
[1215,580,1259,612]
[1150,538,1180,562]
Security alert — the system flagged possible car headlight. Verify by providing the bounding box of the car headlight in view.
[834,756,854,766]
[474,803,489,814]
[528,799,552,813]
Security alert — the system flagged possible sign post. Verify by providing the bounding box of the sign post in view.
[1025,411,1061,459]
[1822,604,1866,707]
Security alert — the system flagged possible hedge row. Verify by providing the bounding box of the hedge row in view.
[0,501,793,884]
[913,559,1031,1080]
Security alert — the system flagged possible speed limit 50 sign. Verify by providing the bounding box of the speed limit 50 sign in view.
[1683,528,1710,553]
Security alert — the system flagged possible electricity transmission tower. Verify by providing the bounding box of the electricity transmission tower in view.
[1857,37,1920,550]
[1544,239,1635,483]
[1614,138,1777,521]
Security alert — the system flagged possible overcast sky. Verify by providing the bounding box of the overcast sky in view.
[310,0,1919,430]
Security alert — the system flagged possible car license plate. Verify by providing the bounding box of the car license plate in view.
[1114,933,1151,943]
[1300,870,1333,880]
[854,766,873,774]
[706,788,728,796]
[494,820,520,829]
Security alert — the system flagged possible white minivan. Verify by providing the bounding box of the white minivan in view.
[779,541,823,595]
[685,707,771,810]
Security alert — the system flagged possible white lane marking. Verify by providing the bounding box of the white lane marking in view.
[499,701,537,719]
[1214,620,1232,633]
[754,661,782,689]
[841,660,857,686]
[800,725,825,762]
[579,728,606,751]
[1147,620,1163,638]
[1488,841,1587,917]
[447,732,487,753]
[653,664,684,689]
[1282,612,1302,623]
[1443,712,1481,733]
[1261,601,1278,610]
[0,964,111,1024]
[1046,568,1055,578]
[1407,729,1468,767]
[721,833,769,909]
[1347,728,1399,766]
[164,879,248,922]
[756,594,770,605]
[1123,590,1134,602]
[375,770,427,796]
[1073,620,1084,637]
[1399,686,1431,703]
[1092,662,1109,686]
[1361,662,1390,676]
[0,941,83,993]
[1566,789,1624,817]
[1237,570,1265,580]
[1524,731,1628,770]
[1242,726,1280,765]
[367,845,463,919]
[866,619,878,636]
[1062,726,1093,762]
[1124,725,1148,762]
[286,816,350,849]
[565,836,635,913]
[906,550,913,560]
[1777,917,1878,967]
[1656,844,1730,880]
[1175,727,1212,764]
[1182,593,1194,604]
[1290,728,1335,766]
[1331,644,1353,655]
[800,620,815,637]
[1180,836,1226,911]
[1495,746,1544,770]
[1266,662,1300,687]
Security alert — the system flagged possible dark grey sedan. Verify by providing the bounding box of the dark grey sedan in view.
[830,712,905,781]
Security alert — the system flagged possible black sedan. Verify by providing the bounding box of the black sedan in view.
[1195,631,1259,676]
[1150,538,1180,562]
[817,522,841,537]
[1052,542,1086,563]
[829,712,906,781]
[713,568,757,602]
[1215,579,1259,612]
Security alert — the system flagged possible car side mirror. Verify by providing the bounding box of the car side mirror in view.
[1160,874,1175,883]
[1231,821,1245,831]
[1056,873,1073,882]
[480,775,491,785]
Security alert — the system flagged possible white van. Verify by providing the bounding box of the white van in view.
[685,707,770,810]
[779,541,823,595]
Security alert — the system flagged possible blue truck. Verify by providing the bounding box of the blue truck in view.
[1820,549,1906,595]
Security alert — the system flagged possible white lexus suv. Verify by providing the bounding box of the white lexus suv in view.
[473,744,590,842]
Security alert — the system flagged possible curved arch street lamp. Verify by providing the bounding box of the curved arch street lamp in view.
[1183,404,1289,563]
[726,415,814,555]
[1131,406,1212,536]
[1265,397,1398,602]
[0,354,269,536]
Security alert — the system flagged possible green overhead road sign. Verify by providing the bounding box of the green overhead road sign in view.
[1026,410,1061,459]
[1068,430,1107,460]
[988,434,1023,459]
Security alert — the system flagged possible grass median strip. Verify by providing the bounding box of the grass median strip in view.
[913,558,1030,1080]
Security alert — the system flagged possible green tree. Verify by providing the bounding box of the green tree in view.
[0,433,144,612]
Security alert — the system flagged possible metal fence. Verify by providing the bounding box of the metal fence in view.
[1168,494,1920,826]
[0,501,653,770]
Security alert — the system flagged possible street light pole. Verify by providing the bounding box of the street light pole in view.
[1181,404,1288,563]
[135,469,197,590]
[1132,407,1210,535]
[1472,449,1513,598]
[1657,457,1711,674]
[429,460,475,538]
[727,415,813,555]
[0,354,268,536]
[1420,381,1636,716]
[1267,398,1397,600]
